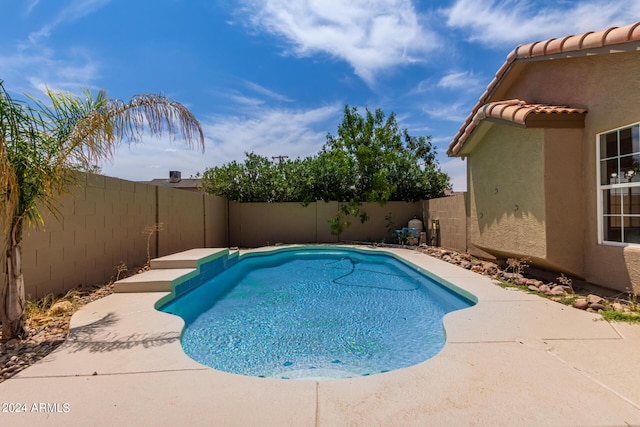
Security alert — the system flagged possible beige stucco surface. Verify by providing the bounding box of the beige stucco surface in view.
[467,125,546,259]
[543,128,585,275]
[464,50,640,292]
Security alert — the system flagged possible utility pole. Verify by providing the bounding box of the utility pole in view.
[272,155,289,163]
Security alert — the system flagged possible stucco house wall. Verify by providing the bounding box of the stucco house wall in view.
[448,23,640,293]
[543,128,585,276]
[499,52,640,291]
[468,126,546,259]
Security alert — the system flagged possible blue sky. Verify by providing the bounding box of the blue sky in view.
[2,1,640,191]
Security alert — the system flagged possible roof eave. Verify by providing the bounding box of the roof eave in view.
[447,22,640,157]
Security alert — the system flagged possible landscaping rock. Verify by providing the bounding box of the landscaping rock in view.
[538,284,551,294]
[526,279,544,287]
[515,277,528,286]
[612,302,625,312]
[528,285,540,292]
[573,299,589,310]
[0,281,116,384]
[590,303,606,311]
[550,286,566,296]
[588,294,604,305]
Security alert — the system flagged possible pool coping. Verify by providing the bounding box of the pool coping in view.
[2,245,640,426]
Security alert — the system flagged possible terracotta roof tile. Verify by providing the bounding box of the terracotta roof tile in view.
[546,36,570,55]
[451,100,587,151]
[447,21,640,156]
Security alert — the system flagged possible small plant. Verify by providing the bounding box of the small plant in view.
[601,310,640,324]
[628,289,639,311]
[385,212,396,235]
[328,212,351,239]
[558,294,580,305]
[556,273,574,294]
[505,257,529,282]
[115,262,128,281]
[143,223,164,265]
[25,289,80,330]
[328,201,366,239]
[497,281,528,291]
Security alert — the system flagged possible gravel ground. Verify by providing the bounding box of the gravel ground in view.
[0,282,116,383]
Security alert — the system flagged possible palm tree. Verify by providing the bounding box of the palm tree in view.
[0,80,204,340]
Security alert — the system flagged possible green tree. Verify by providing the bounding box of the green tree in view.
[202,153,314,202]
[0,81,204,339]
[201,105,450,232]
[324,105,448,202]
[322,105,449,236]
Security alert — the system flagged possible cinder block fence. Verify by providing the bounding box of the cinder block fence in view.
[4,173,465,299]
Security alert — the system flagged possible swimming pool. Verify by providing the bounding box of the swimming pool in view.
[159,247,475,380]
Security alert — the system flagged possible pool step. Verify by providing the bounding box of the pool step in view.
[114,268,198,293]
[114,248,236,293]
[150,248,229,269]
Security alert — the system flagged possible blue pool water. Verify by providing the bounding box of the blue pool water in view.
[159,247,475,380]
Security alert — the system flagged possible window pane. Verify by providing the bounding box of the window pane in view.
[620,154,638,181]
[599,124,640,246]
[603,189,622,214]
[620,125,640,156]
[600,131,618,158]
[603,215,622,242]
[600,158,619,185]
[624,217,640,244]
[623,187,640,215]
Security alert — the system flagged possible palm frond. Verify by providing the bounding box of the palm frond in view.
[1,81,205,238]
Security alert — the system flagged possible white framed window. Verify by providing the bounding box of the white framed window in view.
[597,123,640,245]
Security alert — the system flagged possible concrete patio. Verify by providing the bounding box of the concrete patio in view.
[1,246,639,426]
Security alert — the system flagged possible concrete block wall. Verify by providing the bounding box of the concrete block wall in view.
[422,193,468,252]
[5,173,228,299]
[229,201,422,247]
[6,170,466,300]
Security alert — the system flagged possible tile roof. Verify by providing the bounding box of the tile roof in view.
[447,22,640,156]
[476,100,587,126]
[450,100,588,153]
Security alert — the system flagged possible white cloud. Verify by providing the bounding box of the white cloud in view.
[422,101,472,123]
[244,81,293,102]
[27,0,112,45]
[238,0,439,85]
[203,104,341,164]
[2,1,108,95]
[411,70,486,96]
[437,71,484,93]
[26,0,41,13]
[100,135,207,181]
[100,104,342,181]
[1,49,100,95]
[227,93,266,108]
[446,0,640,47]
